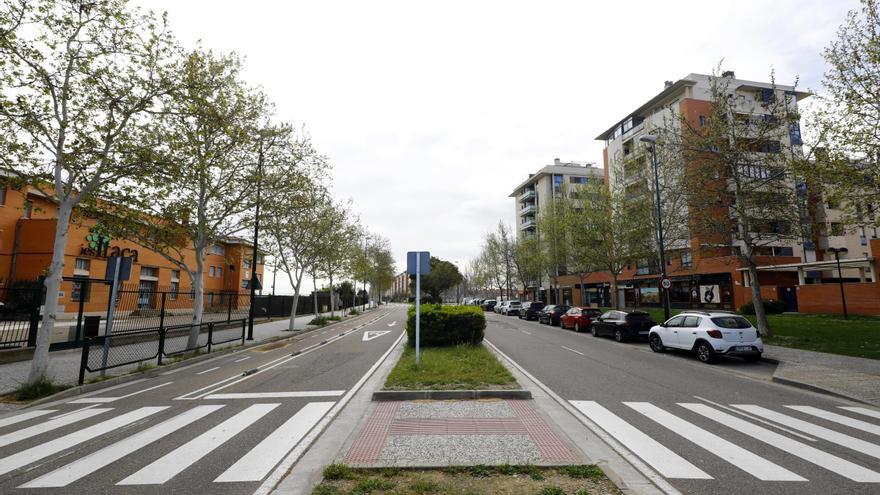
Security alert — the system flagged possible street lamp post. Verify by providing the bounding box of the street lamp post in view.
[640,135,672,321]
[827,247,849,320]
[247,138,264,341]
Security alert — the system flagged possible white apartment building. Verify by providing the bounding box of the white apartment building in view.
[509,158,604,238]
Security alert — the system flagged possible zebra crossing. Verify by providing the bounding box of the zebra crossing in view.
[570,400,880,484]
[0,401,334,489]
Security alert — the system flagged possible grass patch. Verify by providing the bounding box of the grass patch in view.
[313,465,618,495]
[14,376,69,401]
[135,362,156,373]
[328,315,343,321]
[600,307,880,360]
[384,344,517,390]
[310,317,329,326]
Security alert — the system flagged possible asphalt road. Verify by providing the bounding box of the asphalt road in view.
[0,305,407,495]
[485,311,880,495]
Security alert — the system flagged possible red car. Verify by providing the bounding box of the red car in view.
[560,307,602,332]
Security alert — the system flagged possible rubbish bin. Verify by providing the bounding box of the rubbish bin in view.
[83,316,101,338]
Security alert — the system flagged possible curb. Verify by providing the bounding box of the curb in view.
[770,376,876,406]
[17,310,377,408]
[371,389,532,401]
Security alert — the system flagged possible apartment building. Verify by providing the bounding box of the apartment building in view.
[0,181,264,315]
[509,158,604,239]
[390,271,410,301]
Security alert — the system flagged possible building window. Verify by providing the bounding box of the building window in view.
[171,269,180,281]
[75,258,90,271]
[23,201,32,219]
[0,187,5,206]
[789,123,802,145]
[681,250,693,268]
[209,266,216,277]
[71,280,89,302]
[243,259,252,271]
[216,266,222,278]
[553,174,563,192]
[169,281,179,300]
[211,244,225,256]
[140,266,158,278]
[569,176,587,184]
[699,115,706,127]
[760,88,775,103]
[242,279,249,289]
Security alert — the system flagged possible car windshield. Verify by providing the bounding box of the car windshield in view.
[625,312,650,321]
[711,316,753,329]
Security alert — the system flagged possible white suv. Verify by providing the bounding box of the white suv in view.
[648,311,763,364]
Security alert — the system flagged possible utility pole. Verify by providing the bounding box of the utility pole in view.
[247,138,263,341]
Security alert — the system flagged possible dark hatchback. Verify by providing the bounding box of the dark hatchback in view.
[591,310,656,342]
[538,304,570,326]
[481,300,498,311]
[518,302,546,321]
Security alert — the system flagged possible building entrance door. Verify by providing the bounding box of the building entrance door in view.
[777,286,798,312]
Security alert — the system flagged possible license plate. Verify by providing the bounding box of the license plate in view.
[735,346,752,352]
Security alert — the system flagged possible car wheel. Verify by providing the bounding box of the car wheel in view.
[696,342,717,364]
[591,326,598,337]
[743,354,761,363]
[574,323,580,333]
[649,334,665,353]
[614,329,624,343]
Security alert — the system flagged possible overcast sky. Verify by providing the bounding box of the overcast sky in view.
[137,0,857,295]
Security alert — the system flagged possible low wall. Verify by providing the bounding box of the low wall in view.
[796,283,880,316]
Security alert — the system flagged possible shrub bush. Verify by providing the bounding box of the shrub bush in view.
[406,304,485,347]
[740,299,788,315]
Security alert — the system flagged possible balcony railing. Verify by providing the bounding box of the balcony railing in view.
[519,189,536,201]
[520,218,536,230]
[520,204,537,216]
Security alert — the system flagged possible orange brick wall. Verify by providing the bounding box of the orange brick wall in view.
[795,283,880,315]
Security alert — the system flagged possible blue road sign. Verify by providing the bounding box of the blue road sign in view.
[406,252,430,275]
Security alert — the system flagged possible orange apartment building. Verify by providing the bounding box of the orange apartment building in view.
[0,182,264,316]
[512,73,879,315]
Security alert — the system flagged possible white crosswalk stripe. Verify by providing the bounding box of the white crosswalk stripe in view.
[118,403,279,485]
[0,407,110,448]
[733,405,880,460]
[682,403,880,482]
[786,405,880,437]
[570,400,712,479]
[624,402,806,481]
[0,406,167,477]
[0,409,56,429]
[215,401,335,482]
[840,406,880,421]
[21,405,223,488]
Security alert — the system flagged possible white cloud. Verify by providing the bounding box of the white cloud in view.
[136,0,858,294]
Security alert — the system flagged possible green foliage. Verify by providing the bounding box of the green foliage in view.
[328,315,342,321]
[468,465,493,478]
[406,305,485,347]
[311,485,343,495]
[385,345,516,390]
[535,487,566,495]
[322,463,355,481]
[352,477,395,493]
[310,317,329,326]
[558,465,604,479]
[348,309,361,316]
[416,257,464,302]
[739,299,787,315]
[15,375,67,401]
[408,478,440,493]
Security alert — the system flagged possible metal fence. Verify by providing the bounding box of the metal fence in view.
[0,280,42,349]
[79,318,247,384]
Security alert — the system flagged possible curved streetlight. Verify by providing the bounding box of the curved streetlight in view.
[640,134,672,320]
[827,247,849,319]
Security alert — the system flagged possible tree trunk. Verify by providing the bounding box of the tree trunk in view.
[329,273,335,317]
[747,263,772,337]
[288,272,304,332]
[313,275,319,318]
[27,200,74,385]
[188,252,205,349]
[611,275,620,309]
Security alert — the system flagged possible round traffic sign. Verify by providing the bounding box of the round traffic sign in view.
[660,277,672,290]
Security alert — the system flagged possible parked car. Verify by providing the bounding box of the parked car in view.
[518,302,546,320]
[560,307,602,332]
[502,301,522,316]
[648,311,764,364]
[538,304,570,326]
[495,301,508,314]
[480,300,496,311]
[591,310,655,342]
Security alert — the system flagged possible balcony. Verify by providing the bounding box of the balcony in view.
[519,204,537,216]
[519,189,536,201]
[520,218,536,230]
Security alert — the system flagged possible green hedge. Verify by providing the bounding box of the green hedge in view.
[406,304,486,347]
[740,299,788,315]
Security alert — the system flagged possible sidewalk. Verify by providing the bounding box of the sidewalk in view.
[0,308,359,398]
[764,344,880,405]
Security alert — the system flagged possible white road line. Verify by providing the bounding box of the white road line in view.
[70,382,173,404]
[234,356,251,363]
[22,405,222,488]
[681,403,880,482]
[197,366,221,375]
[570,401,711,479]
[215,402,335,482]
[840,406,880,420]
[560,345,583,356]
[204,391,346,400]
[521,330,532,335]
[0,408,109,448]
[0,409,56,429]
[692,396,816,441]
[118,404,278,485]
[733,405,880,460]
[786,405,880,437]
[0,407,166,477]
[625,402,805,481]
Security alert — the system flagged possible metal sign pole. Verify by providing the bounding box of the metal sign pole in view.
[101,257,122,375]
[415,251,421,366]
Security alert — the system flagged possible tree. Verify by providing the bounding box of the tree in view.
[510,234,544,301]
[415,257,463,302]
[312,201,359,317]
[365,236,396,304]
[475,230,509,299]
[537,192,569,304]
[0,0,176,384]
[562,181,604,306]
[811,0,880,228]
[667,70,807,336]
